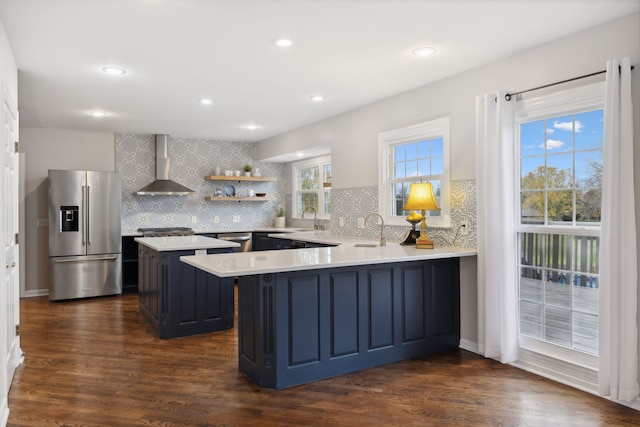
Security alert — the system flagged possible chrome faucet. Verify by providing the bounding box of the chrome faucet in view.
[303,206,319,231]
[365,212,386,246]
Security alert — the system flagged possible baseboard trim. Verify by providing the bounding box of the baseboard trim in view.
[459,339,480,354]
[23,289,49,298]
[513,348,598,395]
[458,341,639,412]
[1,402,9,427]
[514,358,640,412]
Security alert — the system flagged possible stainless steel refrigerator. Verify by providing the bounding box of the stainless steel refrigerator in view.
[48,170,122,301]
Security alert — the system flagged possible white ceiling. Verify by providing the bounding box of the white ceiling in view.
[1,0,638,143]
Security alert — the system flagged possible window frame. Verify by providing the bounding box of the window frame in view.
[291,154,331,219]
[516,82,604,232]
[378,117,451,227]
[515,82,604,364]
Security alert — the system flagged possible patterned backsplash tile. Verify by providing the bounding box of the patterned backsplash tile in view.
[116,132,477,247]
[328,180,477,248]
[116,134,286,232]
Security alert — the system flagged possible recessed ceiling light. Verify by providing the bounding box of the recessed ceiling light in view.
[308,95,325,102]
[201,98,213,105]
[101,66,127,75]
[275,38,293,47]
[243,124,260,130]
[89,111,107,118]
[411,47,437,57]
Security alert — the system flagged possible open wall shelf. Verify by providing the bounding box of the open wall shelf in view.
[204,196,275,202]
[205,175,276,182]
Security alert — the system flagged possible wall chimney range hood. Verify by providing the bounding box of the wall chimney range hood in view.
[134,134,195,196]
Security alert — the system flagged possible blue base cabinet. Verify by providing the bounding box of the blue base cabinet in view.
[238,258,460,389]
[138,245,235,339]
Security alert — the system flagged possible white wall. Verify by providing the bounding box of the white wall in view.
[19,127,116,295]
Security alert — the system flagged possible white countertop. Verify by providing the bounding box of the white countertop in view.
[266,231,372,246]
[181,241,476,277]
[135,235,240,252]
[122,227,309,237]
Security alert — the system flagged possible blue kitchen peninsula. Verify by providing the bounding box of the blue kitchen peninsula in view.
[182,235,476,389]
[135,235,240,339]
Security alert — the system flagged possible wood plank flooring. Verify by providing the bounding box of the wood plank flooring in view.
[8,292,640,426]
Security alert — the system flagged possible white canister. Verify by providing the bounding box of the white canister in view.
[234,170,241,177]
[247,189,255,197]
[214,166,221,176]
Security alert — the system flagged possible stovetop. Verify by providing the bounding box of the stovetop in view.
[137,227,195,237]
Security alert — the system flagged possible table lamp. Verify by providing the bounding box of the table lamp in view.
[403,182,440,249]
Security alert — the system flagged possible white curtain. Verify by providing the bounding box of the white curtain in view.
[599,57,639,402]
[475,91,519,363]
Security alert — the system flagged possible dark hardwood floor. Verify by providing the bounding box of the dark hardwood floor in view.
[7,292,640,426]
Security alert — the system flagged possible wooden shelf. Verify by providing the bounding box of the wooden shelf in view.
[205,175,276,182]
[204,196,275,202]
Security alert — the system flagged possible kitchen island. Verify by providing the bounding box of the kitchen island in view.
[182,235,476,389]
[135,235,239,339]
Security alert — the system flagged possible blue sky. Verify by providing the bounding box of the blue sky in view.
[520,109,603,188]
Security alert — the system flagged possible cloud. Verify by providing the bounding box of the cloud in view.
[524,144,536,150]
[553,120,584,133]
[539,139,565,150]
[546,128,555,134]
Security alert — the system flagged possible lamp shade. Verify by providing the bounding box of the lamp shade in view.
[403,182,440,211]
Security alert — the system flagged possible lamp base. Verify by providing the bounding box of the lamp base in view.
[401,229,420,245]
[415,238,434,249]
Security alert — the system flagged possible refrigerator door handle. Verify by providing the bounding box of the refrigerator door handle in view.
[81,185,87,244]
[86,185,91,245]
[54,255,118,263]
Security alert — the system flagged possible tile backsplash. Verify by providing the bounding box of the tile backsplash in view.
[116,134,285,232]
[327,180,477,248]
[116,133,477,248]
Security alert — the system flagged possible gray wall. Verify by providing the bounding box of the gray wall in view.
[256,13,640,187]
[20,130,287,295]
[17,14,640,378]
[20,128,116,295]
[255,12,640,370]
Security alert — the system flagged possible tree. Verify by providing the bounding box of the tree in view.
[298,166,320,213]
[577,159,602,222]
[521,166,573,222]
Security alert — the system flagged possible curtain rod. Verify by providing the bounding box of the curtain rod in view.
[504,65,635,101]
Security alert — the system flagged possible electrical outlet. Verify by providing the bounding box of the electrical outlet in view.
[459,221,468,235]
[233,215,240,223]
[339,217,345,227]
[214,216,220,223]
[191,215,197,223]
[357,218,365,229]
[37,218,48,227]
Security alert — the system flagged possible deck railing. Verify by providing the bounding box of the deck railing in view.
[518,232,599,355]
[520,233,599,288]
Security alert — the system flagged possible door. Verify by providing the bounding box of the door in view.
[2,83,21,400]
[86,171,121,255]
[48,169,86,257]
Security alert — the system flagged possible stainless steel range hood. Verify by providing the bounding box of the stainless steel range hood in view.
[134,135,195,196]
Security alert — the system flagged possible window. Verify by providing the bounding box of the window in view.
[516,83,604,361]
[378,117,450,227]
[292,155,331,218]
